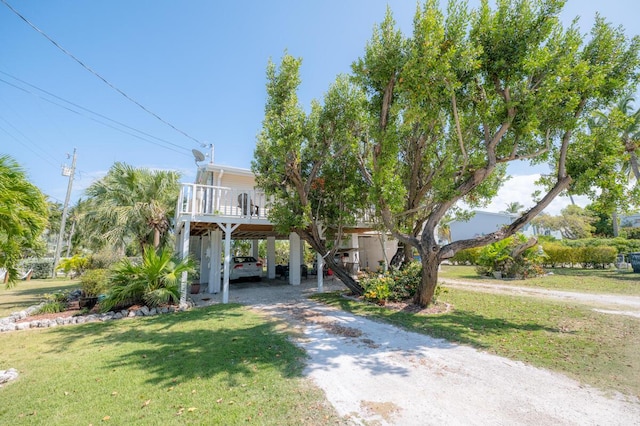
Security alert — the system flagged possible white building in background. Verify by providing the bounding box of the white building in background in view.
[449,210,561,242]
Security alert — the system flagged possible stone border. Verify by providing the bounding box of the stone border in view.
[0,301,194,333]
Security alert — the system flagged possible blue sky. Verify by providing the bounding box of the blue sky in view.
[1,1,638,214]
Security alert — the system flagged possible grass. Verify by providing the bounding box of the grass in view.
[0,304,341,425]
[0,279,81,317]
[439,265,640,295]
[312,289,640,399]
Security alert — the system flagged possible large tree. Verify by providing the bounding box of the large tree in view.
[252,55,369,295]
[351,0,639,306]
[0,155,48,286]
[84,162,180,254]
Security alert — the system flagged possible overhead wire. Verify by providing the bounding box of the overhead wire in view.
[0,75,191,156]
[0,117,60,168]
[1,0,204,147]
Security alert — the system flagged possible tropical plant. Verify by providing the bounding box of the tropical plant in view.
[0,155,49,286]
[476,234,546,279]
[84,162,180,254]
[100,247,195,312]
[35,291,69,314]
[79,268,110,297]
[56,254,89,278]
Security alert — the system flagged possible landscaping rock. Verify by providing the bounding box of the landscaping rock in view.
[15,323,29,331]
[113,312,123,320]
[140,306,150,316]
[128,310,136,318]
[0,368,18,386]
[160,307,169,314]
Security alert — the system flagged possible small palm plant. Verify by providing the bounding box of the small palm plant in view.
[101,247,195,312]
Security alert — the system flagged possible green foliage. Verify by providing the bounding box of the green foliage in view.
[101,246,194,312]
[577,246,618,269]
[83,162,181,253]
[541,242,577,267]
[57,254,89,277]
[0,155,49,286]
[35,291,70,314]
[450,247,482,265]
[622,227,640,240]
[476,234,545,278]
[362,262,446,304]
[18,258,53,279]
[79,268,110,297]
[88,249,124,269]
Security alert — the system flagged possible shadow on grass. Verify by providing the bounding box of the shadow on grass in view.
[313,293,559,350]
[44,304,304,387]
[547,268,640,282]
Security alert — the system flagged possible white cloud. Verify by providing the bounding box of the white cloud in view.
[484,174,589,216]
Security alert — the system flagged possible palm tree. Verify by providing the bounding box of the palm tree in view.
[502,202,524,215]
[84,162,180,254]
[0,155,48,285]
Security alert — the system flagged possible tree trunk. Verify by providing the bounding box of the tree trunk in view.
[324,255,363,295]
[389,242,409,269]
[612,210,619,237]
[153,228,161,249]
[414,251,440,307]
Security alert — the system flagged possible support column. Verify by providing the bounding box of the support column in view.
[179,220,191,306]
[316,251,324,293]
[209,229,222,294]
[200,235,210,286]
[219,223,240,303]
[289,232,301,285]
[252,240,259,259]
[267,236,276,279]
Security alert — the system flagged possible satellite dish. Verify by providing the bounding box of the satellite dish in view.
[192,149,205,163]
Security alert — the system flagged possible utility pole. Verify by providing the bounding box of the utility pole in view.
[52,148,77,278]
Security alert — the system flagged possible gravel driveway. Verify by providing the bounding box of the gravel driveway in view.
[192,278,640,425]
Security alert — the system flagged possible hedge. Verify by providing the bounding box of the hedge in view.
[19,258,54,279]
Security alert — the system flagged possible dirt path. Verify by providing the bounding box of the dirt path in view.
[193,279,640,425]
[439,278,640,318]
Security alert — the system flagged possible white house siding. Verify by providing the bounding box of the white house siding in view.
[450,211,518,241]
[358,234,398,271]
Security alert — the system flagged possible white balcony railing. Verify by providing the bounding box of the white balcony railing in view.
[177,183,270,220]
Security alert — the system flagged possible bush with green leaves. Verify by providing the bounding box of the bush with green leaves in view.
[578,246,617,269]
[541,243,577,267]
[476,234,546,279]
[362,262,445,304]
[19,258,53,279]
[450,247,482,265]
[35,291,69,314]
[79,268,110,297]
[100,247,195,312]
[57,254,89,278]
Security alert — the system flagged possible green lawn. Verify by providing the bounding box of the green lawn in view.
[0,304,341,425]
[313,289,640,399]
[0,279,81,317]
[439,264,640,295]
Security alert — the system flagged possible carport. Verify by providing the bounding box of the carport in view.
[174,183,328,304]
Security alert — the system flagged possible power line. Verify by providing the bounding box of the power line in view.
[1,0,204,147]
[0,115,60,168]
[0,76,191,156]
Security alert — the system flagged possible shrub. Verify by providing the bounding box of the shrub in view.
[450,247,482,265]
[19,258,53,279]
[35,291,69,314]
[79,269,110,297]
[578,246,617,269]
[57,254,89,278]
[100,247,195,312]
[88,250,124,269]
[361,262,445,304]
[541,243,576,267]
[476,234,546,279]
